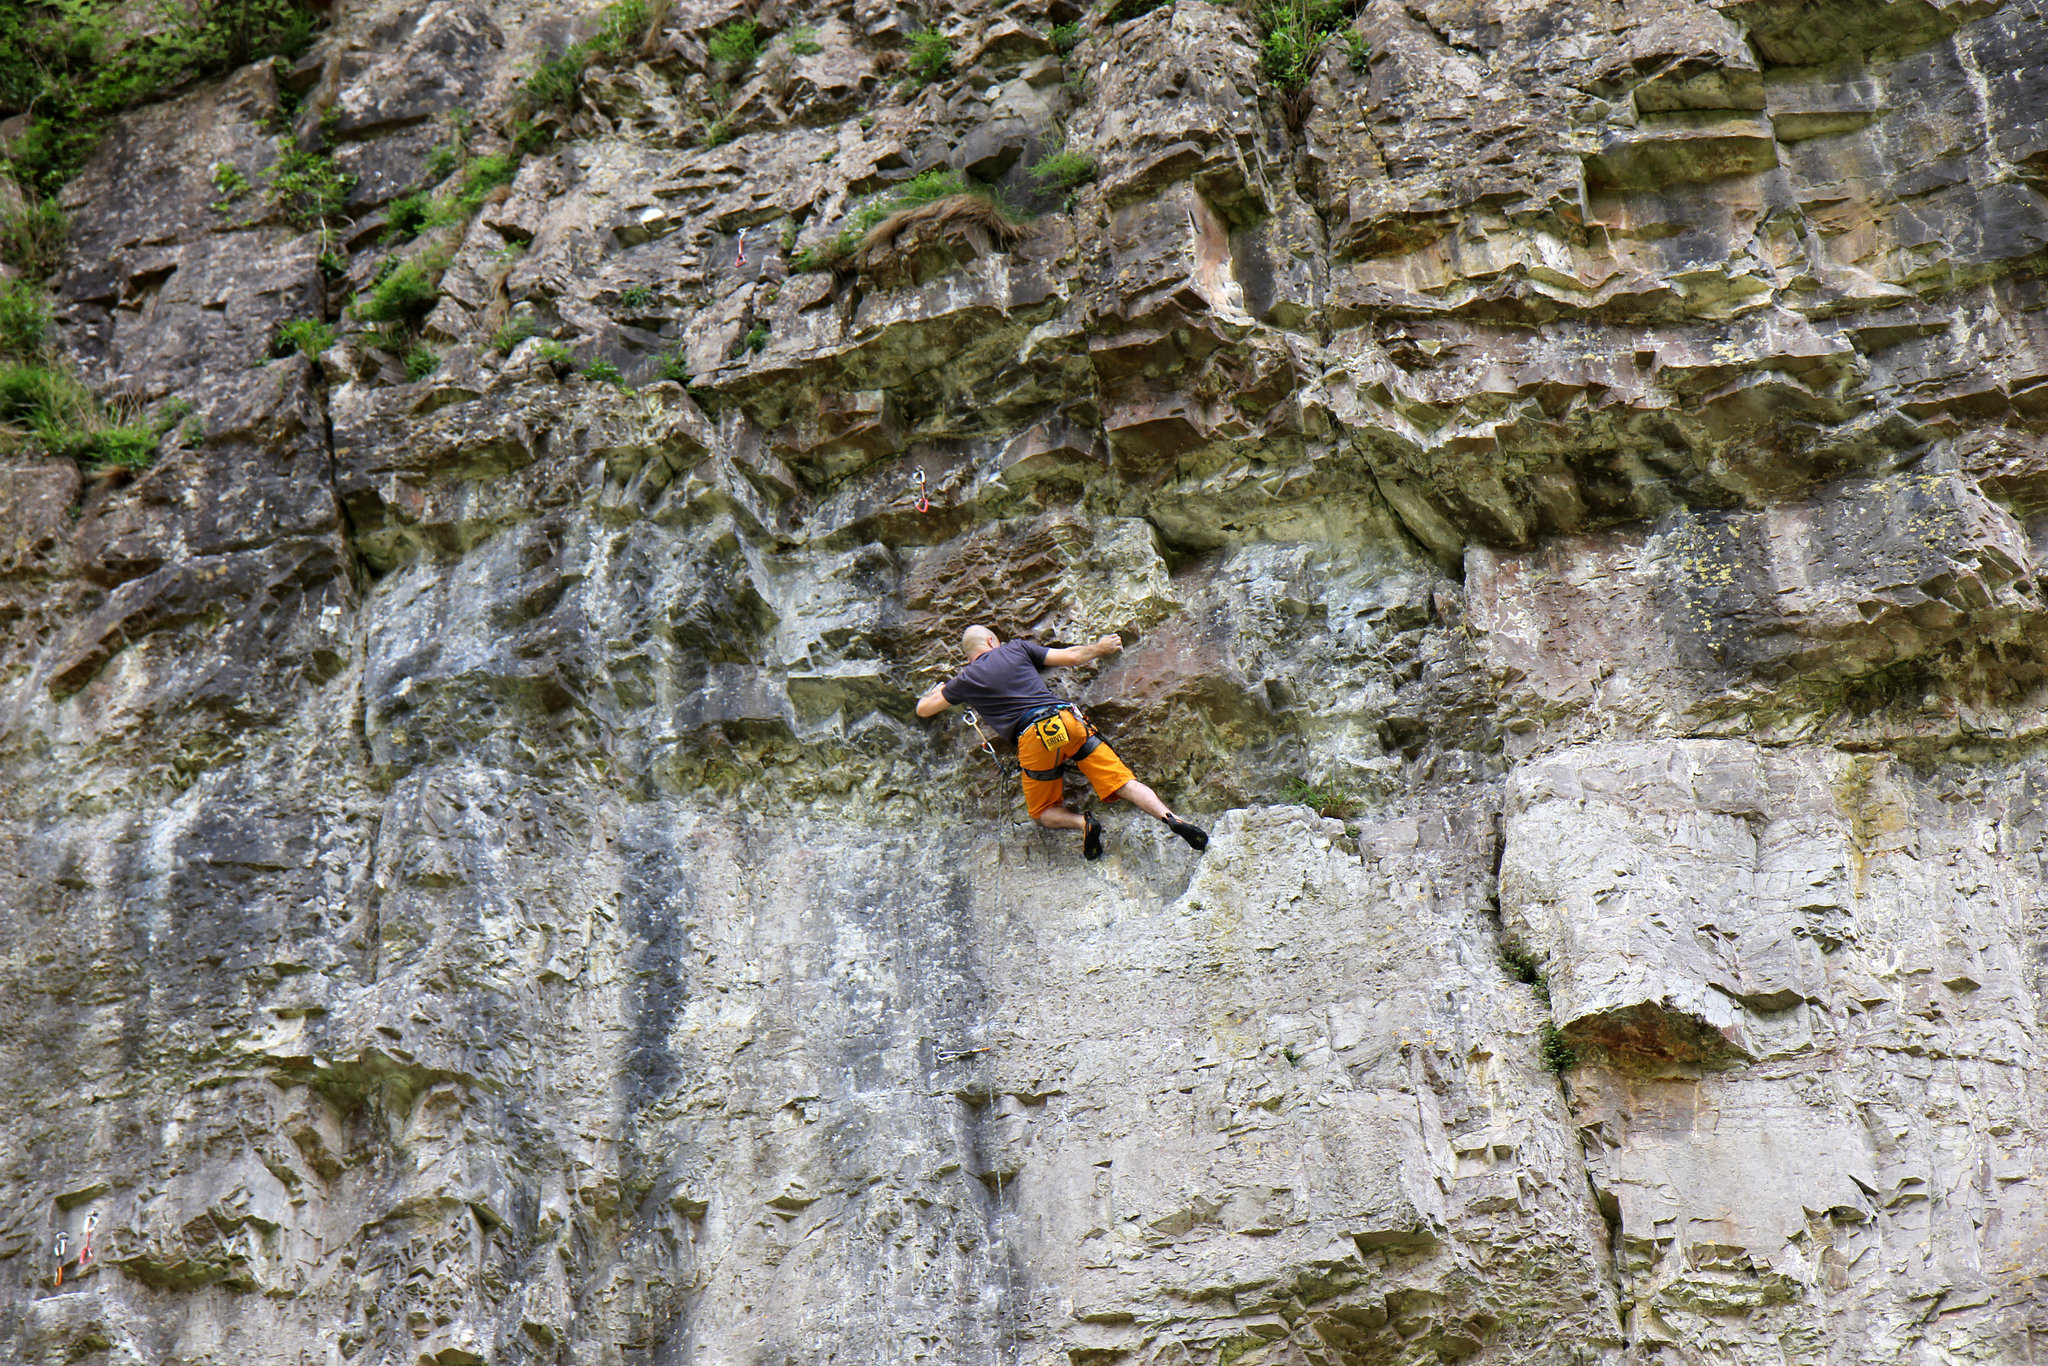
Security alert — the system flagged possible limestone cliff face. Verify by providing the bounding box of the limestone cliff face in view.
[3,0,2046,1361]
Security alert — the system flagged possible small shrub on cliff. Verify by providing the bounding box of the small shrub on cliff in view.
[274,318,335,360]
[1252,0,1350,90]
[0,364,158,469]
[0,197,67,278]
[1049,21,1085,52]
[906,30,955,86]
[404,345,440,381]
[707,19,762,72]
[1029,148,1097,189]
[0,280,51,360]
[355,258,443,325]
[1281,776,1357,820]
[264,147,353,229]
[1496,940,1551,1008]
[492,315,541,355]
[0,0,323,193]
[789,25,823,55]
[584,358,629,388]
[1539,1023,1578,1073]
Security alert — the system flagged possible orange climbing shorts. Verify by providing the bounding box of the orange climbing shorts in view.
[1016,708,1135,819]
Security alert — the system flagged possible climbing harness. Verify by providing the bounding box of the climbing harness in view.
[52,1230,66,1287]
[911,468,929,513]
[1016,705,1103,782]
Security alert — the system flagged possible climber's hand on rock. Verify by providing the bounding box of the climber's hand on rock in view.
[1094,633,1123,659]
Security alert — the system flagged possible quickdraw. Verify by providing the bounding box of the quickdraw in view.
[959,708,996,756]
[52,1230,67,1287]
[79,1211,97,1274]
[911,468,929,513]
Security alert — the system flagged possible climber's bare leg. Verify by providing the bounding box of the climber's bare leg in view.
[1033,805,1087,832]
[1109,778,1173,821]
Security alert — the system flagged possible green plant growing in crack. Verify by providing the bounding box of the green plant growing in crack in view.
[707,18,761,73]
[620,285,656,311]
[1496,939,1551,1008]
[1029,148,1097,190]
[906,29,954,87]
[1539,1023,1578,1072]
[1281,776,1357,820]
[404,344,440,381]
[788,24,823,55]
[273,318,335,359]
[1252,0,1350,91]
[210,161,253,213]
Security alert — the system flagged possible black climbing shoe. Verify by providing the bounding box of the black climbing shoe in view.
[1164,815,1209,851]
[1083,813,1104,861]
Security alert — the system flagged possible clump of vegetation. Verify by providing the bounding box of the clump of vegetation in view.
[533,338,573,369]
[584,357,628,387]
[1282,776,1358,820]
[619,284,656,311]
[657,349,691,384]
[514,0,652,119]
[0,0,324,194]
[1343,28,1371,73]
[423,142,461,184]
[1049,21,1085,52]
[211,161,254,213]
[707,18,762,72]
[404,345,440,381]
[492,315,541,354]
[383,191,433,242]
[355,257,444,325]
[737,324,769,355]
[384,150,518,244]
[788,25,823,55]
[700,115,735,148]
[0,365,160,469]
[1497,940,1551,1008]
[0,279,51,358]
[906,29,955,86]
[792,168,1029,273]
[0,268,158,469]
[1252,0,1352,90]
[264,147,353,229]
[273,317,335,359]
[1539,1023,1578,1073]
[0,197,67,278]
[1029,148,1097,190]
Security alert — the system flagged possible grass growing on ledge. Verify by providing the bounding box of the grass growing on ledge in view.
[1281,776,1358,820]
[1029,148,1097,190]
[1251,0,1352,90]
[906,29,955,87]
[792,169,1030,272]
[274,318,335,359]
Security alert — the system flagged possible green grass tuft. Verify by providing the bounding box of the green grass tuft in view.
[1281,776,1358,820]
[355,257,443,325]
[1029,148,1097,189]
[404,345,439,381]
[583,358,627,386]
[1252,0,1351,91]
[0,197,67,278]
[707,18,761,71]
[0,279,52,360]
[789,25,823,55]
[274,317,335,359]
[1539,1023,1578,1073]
[906,29,954,86]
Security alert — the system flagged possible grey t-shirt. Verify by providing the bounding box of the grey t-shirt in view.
[941,640,1065,740]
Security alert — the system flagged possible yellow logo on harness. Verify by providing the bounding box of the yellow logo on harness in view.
[1032,711,1075,751]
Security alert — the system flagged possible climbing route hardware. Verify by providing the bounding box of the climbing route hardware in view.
[911,468,929,513]
[52,1230,66,1287]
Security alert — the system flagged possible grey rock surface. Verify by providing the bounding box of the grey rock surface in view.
[3,0,2047,1361]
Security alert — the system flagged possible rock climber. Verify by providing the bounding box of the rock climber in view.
[916,624,1209,860]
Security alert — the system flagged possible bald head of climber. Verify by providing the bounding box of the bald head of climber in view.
[961,624,999,661]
